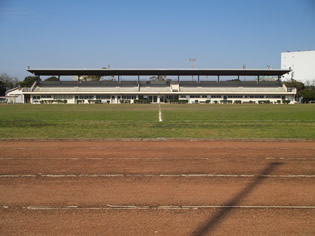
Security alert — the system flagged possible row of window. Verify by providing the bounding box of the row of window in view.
[33,94,286,100]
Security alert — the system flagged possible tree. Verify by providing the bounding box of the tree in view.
[19,76,41,87]
[284,79,315,103]
[300,87,315,103]
[284,79,305,100]
[0,81,6,96]
[0,73,19,90]
[45,76,59,82]
[80,75,101,81]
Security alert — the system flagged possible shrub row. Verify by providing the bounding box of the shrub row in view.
[134,99,151,104]
[168,99,188,104]
[40,100,67,104]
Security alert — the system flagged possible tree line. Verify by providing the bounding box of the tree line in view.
[284,80,315,103]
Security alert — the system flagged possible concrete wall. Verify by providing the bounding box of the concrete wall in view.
[281,50,315,84]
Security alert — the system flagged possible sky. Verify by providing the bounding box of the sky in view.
[0,0,315,80]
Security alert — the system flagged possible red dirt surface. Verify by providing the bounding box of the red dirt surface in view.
[1,140,315,235]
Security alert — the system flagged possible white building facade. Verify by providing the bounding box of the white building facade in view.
[281,50,315,84]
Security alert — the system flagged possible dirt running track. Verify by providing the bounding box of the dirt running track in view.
[0,140,315,235]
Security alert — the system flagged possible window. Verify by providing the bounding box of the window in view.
[55,95,73,100]
[248,95,264,99]
[78,95,94,100]
[227,95,243,98]
[266,95,281,98]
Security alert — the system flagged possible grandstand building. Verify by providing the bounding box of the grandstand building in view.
[11,68,296,104]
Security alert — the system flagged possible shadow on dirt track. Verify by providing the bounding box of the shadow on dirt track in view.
[192,162,283,236]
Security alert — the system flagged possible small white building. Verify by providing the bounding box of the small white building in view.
[5,88,24,103]
[281,50,315,84]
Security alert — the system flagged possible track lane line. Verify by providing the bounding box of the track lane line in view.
[2,205,315,210]
[1,173,315,178]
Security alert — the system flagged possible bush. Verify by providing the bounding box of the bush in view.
[134,99,151,104]
[220,100,233,104]
[277,100,281,104]
[178,100,188,104]
[168,99,179,104]
[205,100,210,104]
[234,100,242,104]
[283,100,290,104]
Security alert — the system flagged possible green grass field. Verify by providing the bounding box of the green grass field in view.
[0,104,314,139]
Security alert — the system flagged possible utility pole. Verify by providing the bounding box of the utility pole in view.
[189,58,196,81]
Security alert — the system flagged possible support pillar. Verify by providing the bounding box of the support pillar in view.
[118,76,120,83]
[217,75,220,83]
[114,96,118,104]
[157,95,160,104]
[198,75,200,84]
[137,75,140,84]
[278,75,280,82]
[178,75,180,83]
[238,75,240,81]
[257,75,260,82]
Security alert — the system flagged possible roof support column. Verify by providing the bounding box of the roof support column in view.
[198,75,200,84]
[178,75,180,83]
[257,75,260,83]
[137,75,140,84]
[217,75,220,83]
[118,75,120,83]
[238,75,240,81]
[278,75,280,82]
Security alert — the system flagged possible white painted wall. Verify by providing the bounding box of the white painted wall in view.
[6,88,24,103]
[281,50,315,84]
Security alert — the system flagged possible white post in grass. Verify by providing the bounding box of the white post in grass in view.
[158,103,163,122]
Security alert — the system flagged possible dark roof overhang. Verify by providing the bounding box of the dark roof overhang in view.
[27,68,291,77]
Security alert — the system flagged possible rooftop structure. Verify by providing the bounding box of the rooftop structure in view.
[27,68,289,77]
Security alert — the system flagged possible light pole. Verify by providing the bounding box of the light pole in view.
[189,58,196,81]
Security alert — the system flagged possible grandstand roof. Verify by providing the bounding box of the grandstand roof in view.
[27,68,290,76]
